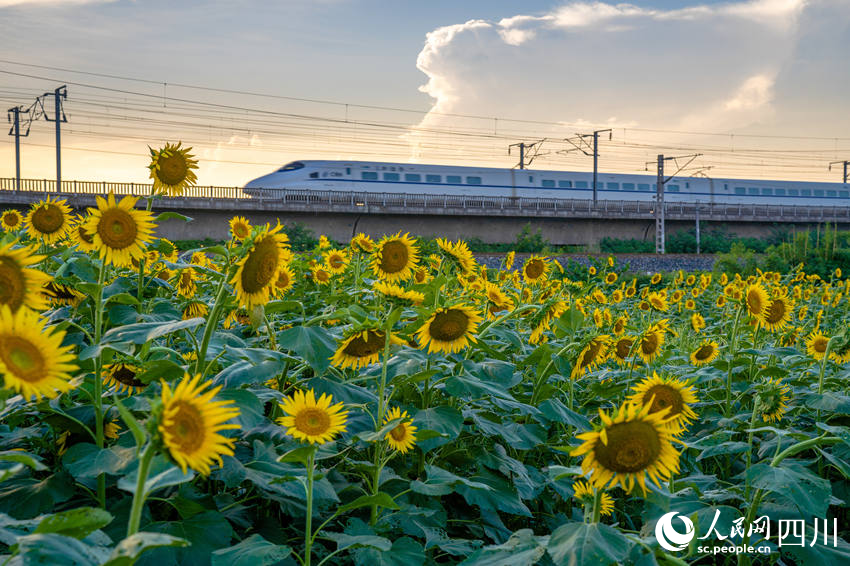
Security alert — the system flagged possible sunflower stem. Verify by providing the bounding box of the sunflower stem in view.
[93,259,107,508]
[304,450,316,566]
[724,306,743,419]
[194,266,231,376]
[743,406,759,500]
[126,442,155,537]
[370,325,393,526]
[590,489,602,523]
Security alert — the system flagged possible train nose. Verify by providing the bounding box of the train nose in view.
[243,173,276,189]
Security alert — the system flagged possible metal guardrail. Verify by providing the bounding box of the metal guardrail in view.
[2,177,849,222]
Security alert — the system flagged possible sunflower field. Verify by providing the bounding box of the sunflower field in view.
[1,147,850,566]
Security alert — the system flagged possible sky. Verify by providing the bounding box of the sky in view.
[1,0,849,186]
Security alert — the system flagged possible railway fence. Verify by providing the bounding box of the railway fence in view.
[2,177,849,223]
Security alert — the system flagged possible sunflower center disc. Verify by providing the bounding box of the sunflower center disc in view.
[32,204,64,234]
[641,333,659,355]
[343,331,385,357]
[295,408,331,436]
[594,421,661,473]
[0,336,46,383]
[814,338,828,353]
[170,401,205,452]
[241,237,279,293]
[276,272,291,289]
[157,154,189,186]
[765,300,786,324]
[0,258,25,311]
[329,256,344,269]
[113,365,145,388]
[615,339,633,359]
[430,309,469,341]
[98,208,138,249]
[525,260,544,279]
[77,225,94,244]
[390,424,407,441]
[379,240,409,274]
[695,344,714,360]
[644,384,683,416]
[747,290,763,314]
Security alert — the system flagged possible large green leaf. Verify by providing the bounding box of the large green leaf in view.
[13,532,107,565]
[34,507,112,539]
[118,456,194,496]
[104,533,190,566]
[63,443,136,480]
[213,359,288,388]
[460,529,548,565]
[210,533,291,566]
[102,318,204,345]
[352,536,425,566]
[746,460,831,519]
[413,406,463,453]
[140,511,233,566]
[277,325,336,374]
[547,522,634,566]
[0,473,76,519]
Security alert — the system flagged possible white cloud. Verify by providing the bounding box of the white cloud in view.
[0,0,113,7]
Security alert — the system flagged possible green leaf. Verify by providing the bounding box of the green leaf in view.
[277,445,317,466]
[336,492,400,515]
[104,532,190,566]
[277,325,336,375]
[34,507,112,539]
[352,536,425,566]
[13,533,104,565]
[547,522,634,566]
[696,441,750,461]
[356,418,404,442]
[136,359,187,384]
[102,318,204,345]
[113,395,147,449]
[0,450,47,472]
[105,292,141,306]
[747,460,831,519]
[327,532,392,551]
[63,444,136,480]
[210,534,291,566]
[155,211,193,223]
[460,529,548,565]
[143,511,233,565]
[118,456,194,496]
[413,406,463,453]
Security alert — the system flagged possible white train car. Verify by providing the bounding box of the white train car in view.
[243,160,850,206]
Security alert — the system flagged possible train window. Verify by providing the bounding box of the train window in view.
[841,191,850,198]
[748,188,758,195]
[638,183,650,191]
[622,183,635,191]
[775,189,786,196]
[814,190,824,197]
[576,181,588,189]
[309,172,319,179]
[384,173,400,181]
[542,180,555,188]
[667,184,679,192]
[801,189,811,196]
[426,174,442,183]
[735,187,745,194]
[827,190,837,197]
[761,188,773,195]
[362,172,378,180]
[528,176,534,183]
[446,175,462,184]
[279,161,305,172]
[607,182,619,190]
[405,174,421,182]
[559,180,572,188]
[724,184,729,191]
[686,182,690,188]
[466,176,482,185]
[788,189,799,196]
[346,168,351,175]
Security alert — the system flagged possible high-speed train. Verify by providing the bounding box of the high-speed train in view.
[242,160,850,205]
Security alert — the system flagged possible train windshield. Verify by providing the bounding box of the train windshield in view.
[278,161,305,172]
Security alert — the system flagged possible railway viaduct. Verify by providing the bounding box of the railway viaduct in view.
[3,179,850,247]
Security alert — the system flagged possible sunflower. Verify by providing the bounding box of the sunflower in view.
[638,321,667,364]
[229,216,252,241]
[0,307,76,400]
[605,272,618,285]
[760,297,794,332]
[413,266,431,285]
[83,193,156,267]
[690,341,719,366]
[371,233,419,282]
[691,312,705,332]
[650,273,662,285]
[589,266,597,276]
[716,295,727,308]
[684,299,696,310]
[647,292,668,312]
[25,197,73,244]
[331,328,402,370]
[611,336,635,365]
[1,210,22,231]
[103,363,146,395]
[0,242,51,314]
[572,402,680,494]
[175,269,197,298]
[613,316,628,336]
[571,335,610,379]
[231,224,289,308]
[104,419,121,441]
[572,480,614,517]
[148,142,199,196]
[522,255,550,284]
[42,282,83,307]
[350,233,375,253]
[745,283,769,321]
[318,235,331,250]
[373,281,424,305]
[323,249,349,274]
[806,331,830,361]
[183,301,209,320]
[274,264,295,296]
[627,373,698,434]
[159,374,240,475]
[416,304,483,355]
[755,378,791,423]
[278,389,347,445]
[504,251,516,270]
[312,267,331,285]
[384,407,417,453]
[437,238,475,273]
